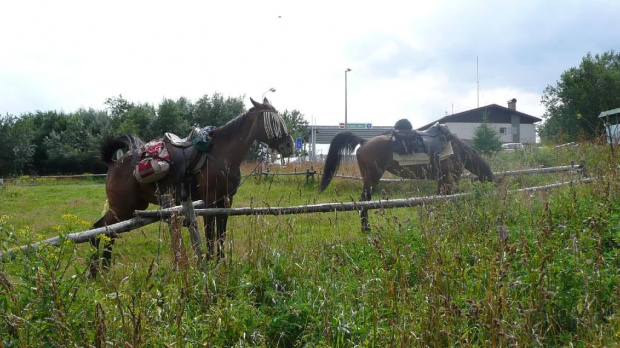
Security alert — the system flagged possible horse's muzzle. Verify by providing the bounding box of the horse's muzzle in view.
[278,137,295,157]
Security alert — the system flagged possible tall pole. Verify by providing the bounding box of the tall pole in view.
[476,57,479,108]
[345,69,348,130]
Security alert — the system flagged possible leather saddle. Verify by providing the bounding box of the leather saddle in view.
[391,123,452,176]
[392,123,448,156]
[162,127,213,200]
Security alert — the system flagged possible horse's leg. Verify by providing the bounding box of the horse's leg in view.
[216,215,227,259]
[437,159,461,195]
[360,184,372,232]
[216,196,233,259]
[360,169,383,232]
[436,158,451,194]
[89,213,116,278]
[89,208,136,278]
[204,215,216,260]
[90,180,149,278]
[356,144,387,232]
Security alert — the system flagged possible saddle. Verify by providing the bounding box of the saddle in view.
[162,126,215,200]
[392,123,448,156]
[391,123,453,175]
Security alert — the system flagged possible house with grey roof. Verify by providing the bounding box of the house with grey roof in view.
[418,98,542,144]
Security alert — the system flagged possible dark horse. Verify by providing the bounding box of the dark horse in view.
[319,125,494,231]
[90,98,294,276]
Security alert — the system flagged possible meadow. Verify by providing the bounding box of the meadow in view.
[1,143,619,347]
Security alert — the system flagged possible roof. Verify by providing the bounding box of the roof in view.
[598,108,620,118]
[418,104,542,130]
[310,125,392,144]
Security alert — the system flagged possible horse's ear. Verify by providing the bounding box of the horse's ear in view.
[250,97,261,108]
[263,97,270,105]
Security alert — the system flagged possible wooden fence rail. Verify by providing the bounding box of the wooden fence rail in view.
[462,163,585,179]
[0,201,204,262]
[0,178,593,261]
[2,174,107,186]
[258,163,584,183]
[1,163,582,186]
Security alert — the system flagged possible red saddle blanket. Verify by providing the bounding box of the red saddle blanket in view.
[133,141,171,183]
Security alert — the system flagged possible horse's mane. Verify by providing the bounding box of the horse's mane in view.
[210,104,277,142]
[448,133,495,182]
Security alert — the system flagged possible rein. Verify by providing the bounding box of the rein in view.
[200,155,265,208]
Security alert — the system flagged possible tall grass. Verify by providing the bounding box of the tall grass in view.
[1,142,619,346]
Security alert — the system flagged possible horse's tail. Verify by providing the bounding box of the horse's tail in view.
[451,136,495,182]
[319,132,365,192]
[101,134,144,164]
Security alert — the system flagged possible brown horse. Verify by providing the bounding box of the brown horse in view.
[319,125,494,231]
[90,98,294,276]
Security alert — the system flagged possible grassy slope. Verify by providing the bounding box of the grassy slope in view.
[1,144,619,347]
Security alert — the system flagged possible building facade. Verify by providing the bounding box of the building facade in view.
[418,98,541,144]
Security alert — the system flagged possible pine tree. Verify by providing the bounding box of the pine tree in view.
[471,114,502,156]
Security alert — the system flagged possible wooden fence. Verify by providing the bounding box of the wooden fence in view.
[261,163,585,183]
[1,163,583,186]
[2,174,106,185]
[0,177,594,261]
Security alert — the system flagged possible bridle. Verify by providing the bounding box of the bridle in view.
[259,109,291,148]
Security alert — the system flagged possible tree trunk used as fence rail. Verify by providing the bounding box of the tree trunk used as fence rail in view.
[258,163,584,183]
[0,201,204,262]
[1,177,594,261]
[138,178,593,218]
[1,163,582,185]
[462,162,585,179]
[261,168,318,184]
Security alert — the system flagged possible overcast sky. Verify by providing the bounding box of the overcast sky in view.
[1,0,618,129]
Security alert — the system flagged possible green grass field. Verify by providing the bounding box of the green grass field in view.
[1,144,619,347]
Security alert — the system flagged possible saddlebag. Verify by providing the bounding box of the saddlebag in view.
[133,141,171,183]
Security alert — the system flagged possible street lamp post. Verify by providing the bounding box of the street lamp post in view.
[262,87,276,99]
[345,68,351,130]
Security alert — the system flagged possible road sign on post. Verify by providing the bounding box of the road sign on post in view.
[295,137,303,150]
[343,123,372,129]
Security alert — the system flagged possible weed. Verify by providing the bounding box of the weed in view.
[0,143,619,346]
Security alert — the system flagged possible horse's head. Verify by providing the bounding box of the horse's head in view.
[250,97,294,157]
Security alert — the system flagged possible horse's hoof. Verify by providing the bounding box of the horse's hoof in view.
[88,258,100,279]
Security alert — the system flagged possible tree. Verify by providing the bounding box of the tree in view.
[193,93,245,127]
[0,115,17,176]
[105,95,156,139]
[280,109,309,141]
[105,94,133,120]
[471,114,502,156]
[539,50,620,142]
[117,105,157,139]
[8,116,36,174]
[152,98,190,136]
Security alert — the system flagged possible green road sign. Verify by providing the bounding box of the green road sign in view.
[339,123,373,129]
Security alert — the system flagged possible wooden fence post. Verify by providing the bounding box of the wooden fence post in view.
[580,160,589,178]
[160,194,189,270]
[182,199,204,266]
[168,211,189,270]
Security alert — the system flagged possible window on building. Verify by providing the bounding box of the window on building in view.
[499,127,507,134]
